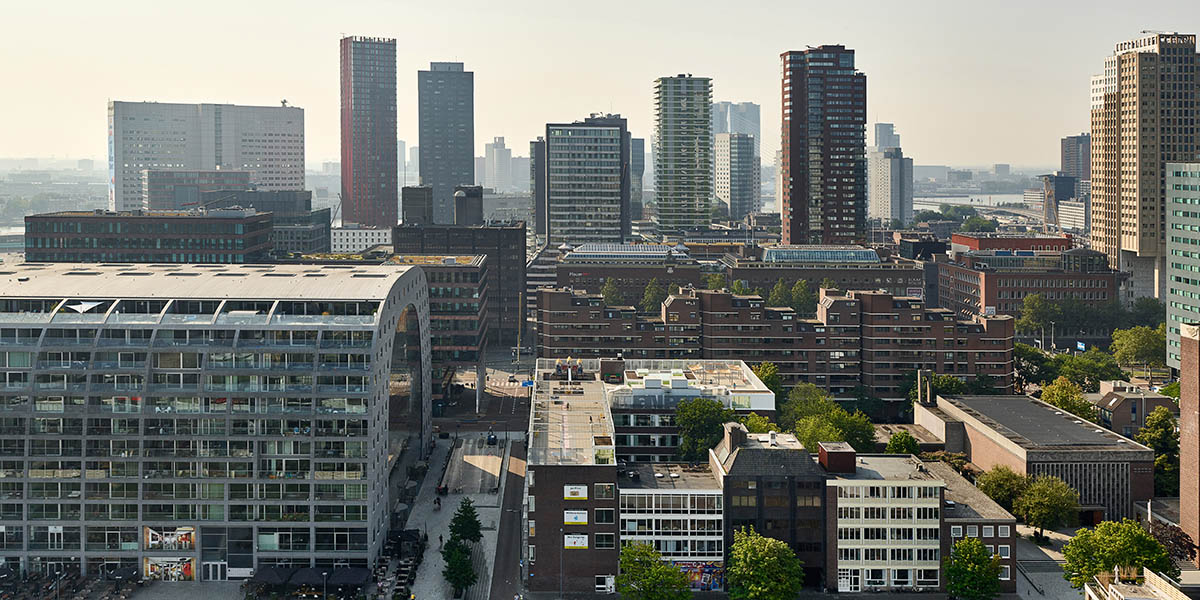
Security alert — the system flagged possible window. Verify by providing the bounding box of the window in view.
[528,545,535,563]
[967,525,978,537]
[732,495,756,507]
[838,548,860,561]
[983,525,995,538]
[865,569,886,587]
[595,509,615,524]
[528,520,535,537]
[917,548,939,561]
[1000,565,1011,580]
[594,483,615,499]
[998,545,1010,559]
[998,525,1010,538]
[951,526,963,538]
[595,533,615,549]
[528,496,535,513]
[917,569,939,586]
[527,471,534,488]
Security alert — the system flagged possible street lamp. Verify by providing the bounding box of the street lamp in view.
[322,570,328,600]
[54,569,64,600]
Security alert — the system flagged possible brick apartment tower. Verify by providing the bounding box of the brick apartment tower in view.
[1181,323,1200,567]
[780,45,867,245]
[340,36,398,228]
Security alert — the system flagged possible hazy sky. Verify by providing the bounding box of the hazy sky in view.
[2,0,1198,169]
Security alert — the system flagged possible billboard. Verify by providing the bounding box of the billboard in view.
[563,485,588,500]
[563,510,588,525]
[564,534,588,549]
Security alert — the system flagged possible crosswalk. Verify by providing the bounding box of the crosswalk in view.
[487,379,528,389]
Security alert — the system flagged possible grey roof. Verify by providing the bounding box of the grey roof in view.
[943,395,1152,451]
[619,464,719,490]
[924,461,1014,521]
[713,434,825,479]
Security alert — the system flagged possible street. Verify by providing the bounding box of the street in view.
[488,439,526,600]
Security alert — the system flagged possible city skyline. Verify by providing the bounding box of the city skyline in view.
[3,1,1198,168]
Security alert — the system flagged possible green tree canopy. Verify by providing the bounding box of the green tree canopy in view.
[675,397,735,461]
[1039,376,1098,422]
[726,527,805,600]
[779,383,875,452]
[975,465,1029,512]
[1136,406,1180,496]
[766,278,791,307]
[1013,475,1079,538]
[959,216,998,232]
[884,430,920,455]
[1160,381,1180,399]
[449,497,482,544]
[703,273,726,290]
[829,408,876,452]
[790,279,816,314]
[778,383,835,431]
[615,542,691,600]
[1050,349,1125,392]
[1128,297,1167,328]
[1014,343,1055,390]
[441,537,477,595]
[739,412,777,434]
[601,278,624,305]
[944,537,1002,600]
[920,451,970,476]
[914,209,942,223]
[819,277,838,291]
[793,416,846,452]
[640,278,667,314]
[1148,520,1197,563]
[1110,324,1167,368]
[730,279,752,295]
[1016,294,1061,335]
[750,362,783,406]
[903,372,967,404]
[1062,519,1179,589]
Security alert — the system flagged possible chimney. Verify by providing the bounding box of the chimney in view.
[724,422,747,451]
[769,431,778,446]
[917,369,934,405]
[818,442,857,474]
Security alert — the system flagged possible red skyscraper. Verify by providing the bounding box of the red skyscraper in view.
[340,36,397,228]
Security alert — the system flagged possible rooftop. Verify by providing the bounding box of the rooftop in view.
[924,461,1014,521]
[874,424,942,446]
[761,245,881,264]
[561,243,687,261]
[712,425,826,479]
[826,453,939,482]
[31,208,262,219]
[387,255,484,267]
[940,395,1153,452]
[528,360,615,467]
[619,464,719,490]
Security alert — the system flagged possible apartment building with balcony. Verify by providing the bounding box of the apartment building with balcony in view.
[0,263,431,580]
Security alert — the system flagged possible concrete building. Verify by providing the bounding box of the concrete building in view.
[1181,323,1200,568]
[0,262,431,579]
[484,137,512,193]
[330,225,391,253]
[543,115,631,245]
[874,123,900,149]
[198,190,330,255]
[867,147,914,225]
[781,46,867,245]
[653,75,713,233]
[949,232,1073,253]
[1061,133,1091,183]
[108,102,304,212]
[1166,163,1200,369]
[142,170,252,211]
[529,138,547,236]
[1091,33,1198,300]
[714,133,759,221]
[24,209,272,264]
[392,222,526,345]
[339,36,398,229]
[1088,380,1179,438]
[400,186,433,226]
[711,101,761,159]
[914,394,1154,520]
[1058,197,1091,234]
[418,62,474,224]
[452,185,484,226]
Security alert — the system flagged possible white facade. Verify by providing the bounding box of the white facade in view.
[545,117,628,246]
[484,137,513,193]
[654,75,713,232]
[1058,198,1090,233]
[108,102,305,212]
[715,133,760,221]
[618,487,723,561]
[867,148,913,225]
[331,226,392,253]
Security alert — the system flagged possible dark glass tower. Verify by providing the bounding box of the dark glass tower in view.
[340,36,398,229]
[418,62,475,224]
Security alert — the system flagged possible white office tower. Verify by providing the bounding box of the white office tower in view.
[654,75,713,232]
[108,101,305,212]
[0,263,431,579]
[484,137,512,193]
[712,101,761,159]
[715,133,759,220]
[867,147,913,225]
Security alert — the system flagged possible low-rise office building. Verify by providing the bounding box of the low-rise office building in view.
[721,246,927,300]
[0,262,432,579]
[939,248,1121,320]
[199,190,329,255]
[555,243,703,303]
[331,225,391,254]
[949,232,1073,253]
[24,209,273,264]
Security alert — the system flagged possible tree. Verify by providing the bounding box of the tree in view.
[739,412,777,434]
[778,383,836,431]
[703,273,726,290]
[1014,343,1056,390]
[726,527,805,600]
[1110,324,1167,371]
[601,278,624,305]
[1128,297,1166,328]
[449,497,482,544]
[889,218,905,230]
[885,430,920,455]
[1062,519,1179,589]
[920,451,970,476]
[766,278,790,307]
[675,397,734,461]
[793,416,846,452]
[790,279,816,314]
[640,278,667,314]
[819,277,838,291]
[828,408,876,453]
[967,373,1000,395]
[1148,520,1197,563]
[959,216,998,232]
[1039,376,1098,422]
[944,537,1002,600]
[730,279,752,295]
[914,209,942,223]
[1160,381,1180,399]
[1136,406,1180,496]
[441,537,477,596]
[1016,294,1062,335]
[750,362,783,405]
[1013,475,1078,539]
[975,465,1029,512]
[1051,349,1125,392]
[778,383,874,451]
[615,542,691,600]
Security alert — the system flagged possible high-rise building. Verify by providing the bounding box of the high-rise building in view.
[653,75,713,233]
[1040,173,1078,231]
[1091,33,1198,299]
[874,123,900,149]
[0,262,431,578]
[711,101,761,159]
[484,137,512,193]
[339,36,398,229]
[453,185,484,226]
[107,102,304,212]
[543,115,631,245]
[631,138,645,220]
[781,46,868,245]
[1167,164,1200,370]
[418,62,474,224]
[1060,133,1091,183]
[401,185,434,225]
[714,133,759,221]
[529,138,547,235]
[867,147,913,225]
[408,146,420,185]
[510,156,531,194]
[1181,323,1200,568]
[397,139,407,199]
